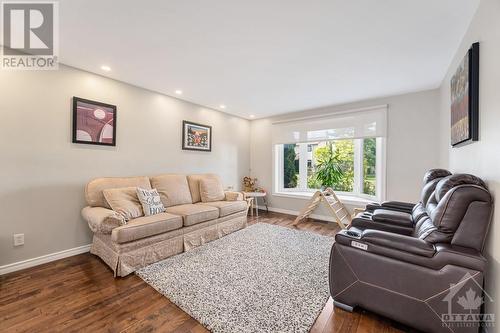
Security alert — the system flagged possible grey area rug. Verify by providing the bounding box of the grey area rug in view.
[136,223,335,333]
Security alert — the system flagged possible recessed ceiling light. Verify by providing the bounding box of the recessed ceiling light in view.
[175,90,183,95]
[249,115,255,119]
[219,104,226,109]
[101,65,111,71]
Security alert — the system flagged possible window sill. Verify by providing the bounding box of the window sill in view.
[272,191,378,206]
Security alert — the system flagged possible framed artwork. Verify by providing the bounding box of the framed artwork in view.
[182,120,212,151]
[72,97,117,146]
[450,42,479,147]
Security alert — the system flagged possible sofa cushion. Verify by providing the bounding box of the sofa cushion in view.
[200,177,225,202]
[197,200,247,217]
[111,212,182,243]
[103,187,143,221]
[150,174,193,207]
[187,174,219,203]
[166,204,219,226]
[86,176,151,208]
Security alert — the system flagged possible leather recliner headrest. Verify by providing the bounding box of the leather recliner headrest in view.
[423,169,452,184]
[435,174,487,202]
[420,178,442,206]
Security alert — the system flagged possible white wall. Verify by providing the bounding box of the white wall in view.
[0,65,250,266]
[250,89,441,215]
[437,0,500,323]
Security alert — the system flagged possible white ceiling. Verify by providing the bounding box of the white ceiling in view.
[59,0,479,119]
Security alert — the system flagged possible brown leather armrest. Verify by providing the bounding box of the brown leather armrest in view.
[334,235,485,271]
[361,230,435,257]
[380,201,415,213]
[365,203,381,212]
[371,209,413,227]
[434,244,487,272]
[351,215,414,235]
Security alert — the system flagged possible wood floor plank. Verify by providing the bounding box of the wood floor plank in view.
[0,211,408,332]
[310,297,334,333]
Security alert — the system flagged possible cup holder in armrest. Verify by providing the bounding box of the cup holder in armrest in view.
[341,230,361,238]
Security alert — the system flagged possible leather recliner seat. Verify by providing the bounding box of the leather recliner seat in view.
[329,172,493,333]
[351,168,452,235]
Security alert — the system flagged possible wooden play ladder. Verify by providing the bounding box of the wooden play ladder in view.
[293,188,353,229]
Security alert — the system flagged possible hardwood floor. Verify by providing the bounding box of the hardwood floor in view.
[0,211,410,333]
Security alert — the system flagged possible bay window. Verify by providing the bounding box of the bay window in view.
[272,106,387,201]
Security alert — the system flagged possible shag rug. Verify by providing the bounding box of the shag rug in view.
[136,223,335,333]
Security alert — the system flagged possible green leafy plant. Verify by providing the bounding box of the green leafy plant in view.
[314,142,344,189]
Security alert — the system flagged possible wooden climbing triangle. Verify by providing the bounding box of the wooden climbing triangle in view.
[293,188,353,229]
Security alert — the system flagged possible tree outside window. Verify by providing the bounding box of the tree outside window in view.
[283,144,298,188]
[363,138,376,196]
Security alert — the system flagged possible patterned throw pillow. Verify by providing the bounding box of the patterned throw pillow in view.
[136,188,166,216]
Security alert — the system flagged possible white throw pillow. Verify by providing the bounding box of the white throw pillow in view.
[136,188,166,216]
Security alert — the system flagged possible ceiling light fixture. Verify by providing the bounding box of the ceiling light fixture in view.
[219,104,226,109]
[249,115,255,119]
[175,90,183,95]
[101,65,111,72]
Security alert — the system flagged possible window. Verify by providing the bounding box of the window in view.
[272,105,387,200]
[276,137,383,199]
[363,138,377,196]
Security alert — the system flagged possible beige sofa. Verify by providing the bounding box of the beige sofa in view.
[82,174,248,277]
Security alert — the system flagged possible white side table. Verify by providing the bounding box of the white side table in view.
[243,192,268,217]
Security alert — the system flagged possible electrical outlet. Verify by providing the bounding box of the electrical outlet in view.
[13,233,24,246]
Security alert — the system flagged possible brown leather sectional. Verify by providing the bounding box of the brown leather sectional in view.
[329,169,493,333]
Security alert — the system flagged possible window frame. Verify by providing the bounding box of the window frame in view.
[273,137,386,202]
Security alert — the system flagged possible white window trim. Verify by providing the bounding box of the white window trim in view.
[272,191,374,206]
[273,137,386,203]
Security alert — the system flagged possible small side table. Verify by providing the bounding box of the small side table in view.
[244,192,268,217]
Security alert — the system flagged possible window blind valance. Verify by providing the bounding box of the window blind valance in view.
[271,105,387,144]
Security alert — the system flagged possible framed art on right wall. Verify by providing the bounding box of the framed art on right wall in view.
[450,42,479,147]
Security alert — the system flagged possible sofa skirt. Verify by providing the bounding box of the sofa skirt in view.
[91,212,248,277]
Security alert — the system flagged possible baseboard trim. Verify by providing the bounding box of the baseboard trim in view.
[0,244,91,275]
[266,206,336,223]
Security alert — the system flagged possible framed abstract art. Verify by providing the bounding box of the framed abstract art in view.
[450,42,479,147]
[72,97,117,146]
[182,120,212,151]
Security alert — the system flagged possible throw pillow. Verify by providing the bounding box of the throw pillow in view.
[136,187,166,216]
[199,177,225,202]
[103,187,144,221]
